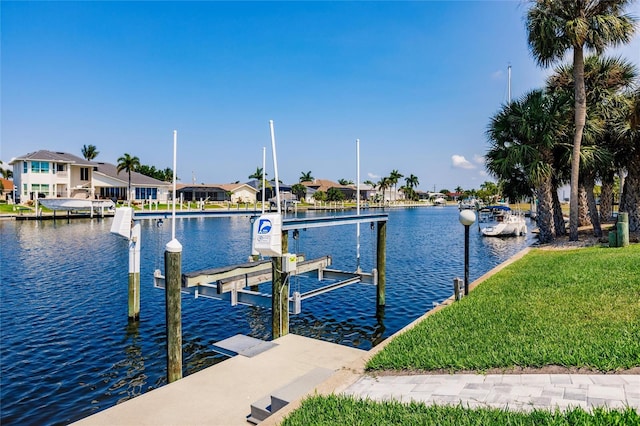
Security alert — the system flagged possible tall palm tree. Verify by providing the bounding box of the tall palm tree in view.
[548,55,637,236]
[526,0,636,241]
[377,177,391,205]
[81,144,99,161]
[486,89,571,243]
[300,171,314,182]
[617,87,640,232]
[116,153,141,205]
[388,170,403,204]
[405,174,419,189]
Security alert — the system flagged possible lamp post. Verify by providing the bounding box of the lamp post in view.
[459,210,476,295]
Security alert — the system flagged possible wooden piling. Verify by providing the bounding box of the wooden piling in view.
[128,224,141,321]
[376,221,386,307]
[165,239,183,383]
[272,231,289,339]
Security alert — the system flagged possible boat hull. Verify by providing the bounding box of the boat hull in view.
[38,198,115,211]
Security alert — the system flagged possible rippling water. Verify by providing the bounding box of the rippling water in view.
[0,207,534,425]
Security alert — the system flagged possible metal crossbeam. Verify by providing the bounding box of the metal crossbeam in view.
[281,213,388,231]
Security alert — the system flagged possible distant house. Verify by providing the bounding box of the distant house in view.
[176,183,258,203]
[0,178,15,202]
[246,180,292,202]
[9,150,171,203]
[301,179,357,201]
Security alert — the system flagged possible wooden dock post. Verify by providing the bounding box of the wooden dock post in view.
[272,231,289,339]
[376,220,386,308]
[165,238,183,383]
[128,223,141,321]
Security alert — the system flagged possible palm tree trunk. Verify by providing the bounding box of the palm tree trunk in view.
[578,184,591,227]
[535,177,555,244]
[599,171,615,222]
[621,150,640,233]
[569,47,587,241]
[551,182,566,237]
[583,174,602,238]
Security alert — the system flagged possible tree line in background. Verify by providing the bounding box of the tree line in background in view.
[487,0,638,243]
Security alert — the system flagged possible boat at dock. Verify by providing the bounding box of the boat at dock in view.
[479,205,527,237]
[38,197,115,211]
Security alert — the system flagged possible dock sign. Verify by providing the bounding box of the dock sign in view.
[252,213,282,257]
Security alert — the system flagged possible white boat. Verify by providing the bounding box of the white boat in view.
[38,198,115,211]
[480,205,527,237]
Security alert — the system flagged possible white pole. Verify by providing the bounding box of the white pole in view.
[270,120,281,215]
[508,64,512,104]
[172,130,177,241]
[356,138,361,273]
[262,147,266,214]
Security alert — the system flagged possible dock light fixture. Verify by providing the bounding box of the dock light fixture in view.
[459,210,476,295]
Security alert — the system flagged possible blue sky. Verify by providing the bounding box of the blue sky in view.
[2,1,638,191]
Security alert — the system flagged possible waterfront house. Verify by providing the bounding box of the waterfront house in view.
[9,150,171,203]
[176,183,258,204]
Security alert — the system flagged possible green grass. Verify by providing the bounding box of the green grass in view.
[0,203,32,213]
[282,395,639,426]
[367,245,640,372]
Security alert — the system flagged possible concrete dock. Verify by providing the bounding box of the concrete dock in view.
[73,334,365,426]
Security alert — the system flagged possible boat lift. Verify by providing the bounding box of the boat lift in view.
[154,212,388,339]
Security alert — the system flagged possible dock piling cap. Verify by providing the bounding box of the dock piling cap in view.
[166,238,183,253]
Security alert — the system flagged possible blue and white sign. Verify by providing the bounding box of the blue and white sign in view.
[252,213,282,256]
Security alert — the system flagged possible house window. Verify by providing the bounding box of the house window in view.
[23,162,28,173]
[31,184,50,196]
[135,187,157,200]
[80,167,89,181]
[31,161,50,173]
[57,164,65,172]
[23,183,27,196]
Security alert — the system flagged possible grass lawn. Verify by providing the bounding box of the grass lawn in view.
[282,245,640,425]
[283,395,639,426]
[367,245,640,372]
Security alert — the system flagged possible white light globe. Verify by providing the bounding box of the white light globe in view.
[459,210,476,226]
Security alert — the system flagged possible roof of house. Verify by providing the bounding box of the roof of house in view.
[0,178,13,192]
[176,183,257,193]
[10,150,94,166]
[11,150,169,187]
[93,162,170,186]
[301,179,354,192]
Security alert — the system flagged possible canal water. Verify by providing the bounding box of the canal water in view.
[0,207,534,425]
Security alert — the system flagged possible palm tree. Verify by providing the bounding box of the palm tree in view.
[291,183,307,202]
[300,171,314,182]
[388,170,403,204]
[249,167,265,180]
[116,153,141,205]
[337,178,353,185]
[81,144,99,161]
[405,174,419,189]
[0,160,13,179]
[526,0,637,241]
[377,177,391,205]
[617,87,640,232]
[548,55,637,236]
[486,89,571,243]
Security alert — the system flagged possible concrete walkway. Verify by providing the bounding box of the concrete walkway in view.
[73,334,365,426]
[343,373,640,413]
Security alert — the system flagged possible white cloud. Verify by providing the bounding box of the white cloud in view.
[491,70,504,80]
[473,154,485,165]
[367,172,380,179]
[451,155,475,170]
